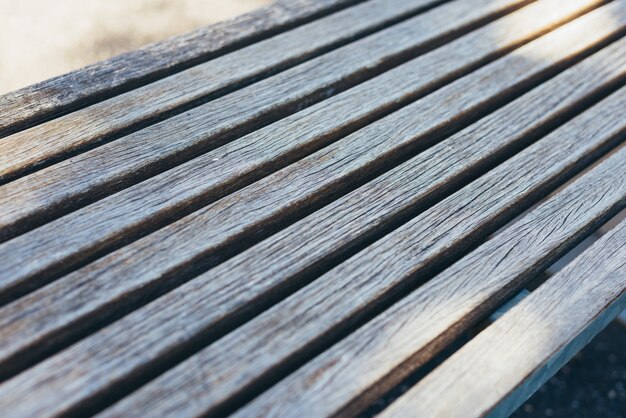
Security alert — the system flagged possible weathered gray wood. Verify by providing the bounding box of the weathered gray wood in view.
[0,0,622,416]
[228,140,626,418]
[0,0,362,137]
[93,89,626,418]
[2,82,624,418]
[0,7,618,381]
[381,219,626,418]
[0,0,448,182]
[0,0,546,230]
[0,0,603,302]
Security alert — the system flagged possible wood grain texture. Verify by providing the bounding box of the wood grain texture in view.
[94,88,626,418]
[0,8,619,381]
[0,2,623,417]
[2,83,623,418]
[0,0,543,232]
[0,0,362,137]
[382,219,626,418]
[0,0,602,303]
[0,0,449,182]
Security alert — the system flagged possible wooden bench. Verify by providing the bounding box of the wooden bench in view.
[0,0,624,416]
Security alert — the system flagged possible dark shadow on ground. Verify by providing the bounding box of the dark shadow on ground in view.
[514,321,626,418]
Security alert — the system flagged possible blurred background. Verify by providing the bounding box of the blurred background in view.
[0,0,270,94]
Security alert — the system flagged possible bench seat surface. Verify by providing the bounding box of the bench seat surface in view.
[0,0,624,416]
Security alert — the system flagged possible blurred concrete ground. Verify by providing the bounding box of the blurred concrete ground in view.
[0,0,270,94]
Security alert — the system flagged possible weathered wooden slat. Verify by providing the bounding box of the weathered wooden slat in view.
[381,220,626,418]
[2,83,624,418]
[0,0,544,227]
[0,0,362,137]
[0,0,449,181]
[0,0,601,300]
[0,13,626,382]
